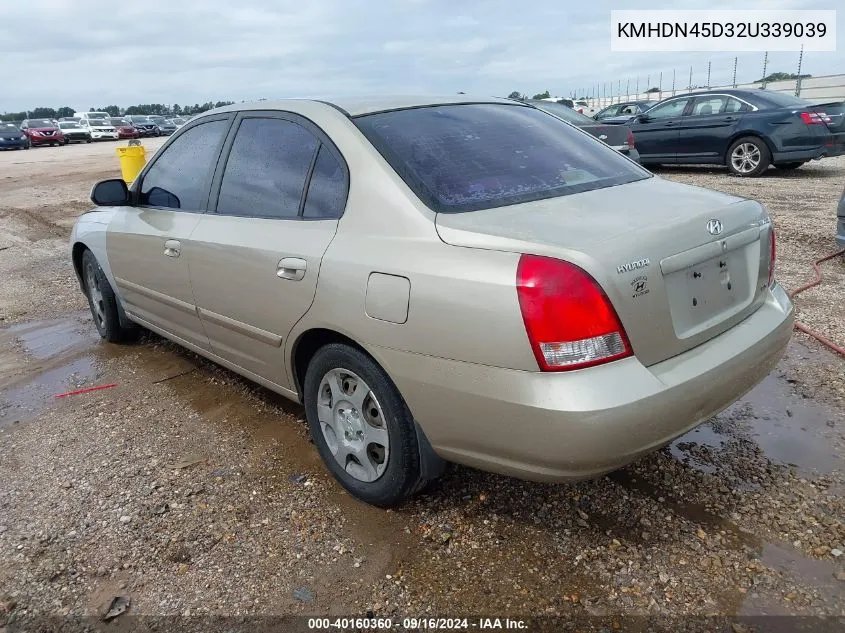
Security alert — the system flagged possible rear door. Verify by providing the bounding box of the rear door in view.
[676,95,745,162]
[629,96,692,163]
[188,112,347,388]
[106,116,232,351]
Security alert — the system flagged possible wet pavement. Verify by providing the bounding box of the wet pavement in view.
[1,313,843,623]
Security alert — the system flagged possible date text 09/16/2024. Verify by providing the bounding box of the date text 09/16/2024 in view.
[307,617,528,630]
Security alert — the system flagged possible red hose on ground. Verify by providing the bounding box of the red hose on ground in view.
[788,248,845,358]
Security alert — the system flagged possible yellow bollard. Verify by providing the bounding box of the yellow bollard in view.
[115,145,146,183]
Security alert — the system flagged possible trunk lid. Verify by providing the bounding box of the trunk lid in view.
[436,177,773,367]
[578,123,630,150]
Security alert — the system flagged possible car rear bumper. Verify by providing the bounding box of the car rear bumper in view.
[367,283,793,482]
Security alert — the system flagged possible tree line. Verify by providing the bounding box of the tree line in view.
[0,101,236,122]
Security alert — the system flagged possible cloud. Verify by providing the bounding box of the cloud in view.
[1,0,842,111]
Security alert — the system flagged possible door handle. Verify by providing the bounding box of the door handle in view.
[664,121,676,127]
[163,239,181,258]
[723,116,737,122]
[277,257,306,281]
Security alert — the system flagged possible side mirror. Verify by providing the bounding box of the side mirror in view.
[637,113,651,123]
[91,179,130,206]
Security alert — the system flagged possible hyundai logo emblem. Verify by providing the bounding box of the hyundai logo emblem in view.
[706,219,724,236]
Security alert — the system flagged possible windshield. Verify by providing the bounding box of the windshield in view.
[88,113,109,118]
[149,116,165,122]
[132,117,151,123]
[110,119,128,125]
[28,119,54,128]
[354,103,648,213]
[89,120,108,126]
[528,100,594,125]
[2,123,20,132]
[58,122,82,129]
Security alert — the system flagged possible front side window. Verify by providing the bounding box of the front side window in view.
[355,103,648,213]
[140,119,229,210]
[644,98,690,120]
[217,117,319,219]
[303,146,347,219]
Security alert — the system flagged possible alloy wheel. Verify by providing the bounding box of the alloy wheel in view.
[730,143,761,174]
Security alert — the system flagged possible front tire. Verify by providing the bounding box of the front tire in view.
[303,344,427,507]
[81,250,136,343]
[726,136,771,177]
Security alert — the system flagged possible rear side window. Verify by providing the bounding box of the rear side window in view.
[140,119,229,210]
[354,104,648,213]
[303,146,347,219]
[691,96,727,116]
[217,118,319,219]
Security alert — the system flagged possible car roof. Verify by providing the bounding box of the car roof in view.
[210,95,515,117]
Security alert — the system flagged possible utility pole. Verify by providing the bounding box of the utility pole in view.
[706,61,711,88]
[617,79,621,104]
[688,66,693,92]
[672,68,676,96]
[658,72,663,100]
[795,44,804,96]
[761,51,769,89]
[732,57,738,88]
[626,79,630,100]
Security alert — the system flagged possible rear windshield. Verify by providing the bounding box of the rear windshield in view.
[354,103,648,213]
[754,92,813,109]
[527,100,594,125]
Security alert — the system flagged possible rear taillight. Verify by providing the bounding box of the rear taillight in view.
[799,111,830,125]
[626,129,635,149]
[768,225,776,287]
[516,255,632,371]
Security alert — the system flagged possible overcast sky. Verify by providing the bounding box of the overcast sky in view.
[2,0,842,112]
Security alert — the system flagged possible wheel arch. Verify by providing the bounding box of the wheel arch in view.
[724,131,775,165]
[290,327,447,482]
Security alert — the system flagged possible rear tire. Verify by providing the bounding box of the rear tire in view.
[774,162,805,170]
[726,136,771,177]
[303,343,429,507]
[81,250,137,343]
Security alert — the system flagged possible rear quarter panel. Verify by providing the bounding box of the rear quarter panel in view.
[283,104,539,386]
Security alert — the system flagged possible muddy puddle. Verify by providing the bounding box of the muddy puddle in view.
[0,313,109,428]
[671,341,843,477]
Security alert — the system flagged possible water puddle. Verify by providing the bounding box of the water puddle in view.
[0,314,104,429]
[671,342,843,477]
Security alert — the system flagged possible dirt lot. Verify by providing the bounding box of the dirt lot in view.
[0,142,843,631]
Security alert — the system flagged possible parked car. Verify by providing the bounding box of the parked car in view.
[594,100,655,121]
[74,111,112,123]
[57,121,92,144]
[0,122,29,150]
[627,89,844,176]
[110,118,140,139]
[124,115,160,137]
[20,119,64,146]
[156,119,178,135]
[837,186,845,248]
[573,100,598,116]
[527,99,639,162]
[81,119,119,141]
[168,117,188,129]
[147,115,176,135]
[71,96,792,506]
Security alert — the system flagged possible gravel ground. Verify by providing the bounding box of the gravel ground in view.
[0,144,843,631]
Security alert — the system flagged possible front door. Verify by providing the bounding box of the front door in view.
[188,113,348,388]
[630,96,692,164]
[107,116,232,350]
